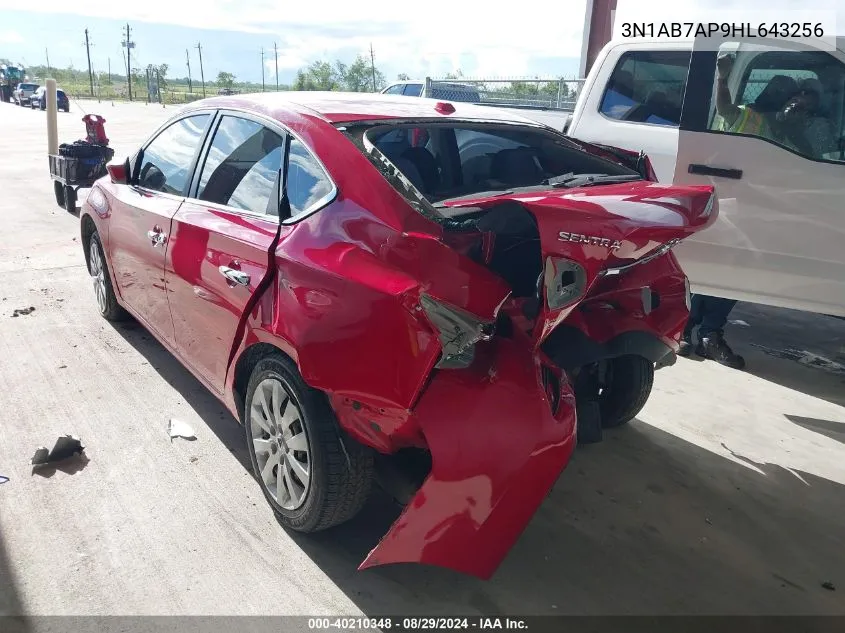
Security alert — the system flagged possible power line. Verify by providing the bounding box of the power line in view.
[84,28,94,97]
[196,42,206,97]
[121,23,135,101]
[369,43,377,92]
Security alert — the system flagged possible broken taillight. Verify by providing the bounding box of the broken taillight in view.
[419,294,495,369]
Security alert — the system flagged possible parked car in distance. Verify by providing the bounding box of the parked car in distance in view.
[382,79,482,102]
[80,92,715,579]
[13,82,39,106]
[381,78,574,132]
[566,35,845,317]
[30,86,70,112]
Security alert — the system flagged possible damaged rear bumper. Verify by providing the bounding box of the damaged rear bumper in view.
[359,334,577,579]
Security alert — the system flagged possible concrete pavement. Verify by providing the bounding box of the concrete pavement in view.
[0,97,843,616]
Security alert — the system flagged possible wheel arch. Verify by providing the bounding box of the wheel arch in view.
[230,341,298,424]
[80,213,97,271]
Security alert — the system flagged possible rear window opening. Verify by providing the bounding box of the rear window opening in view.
[354,122,640,208]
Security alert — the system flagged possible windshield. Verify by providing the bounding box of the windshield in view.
[20,83,38,90]
[361,123,640,205]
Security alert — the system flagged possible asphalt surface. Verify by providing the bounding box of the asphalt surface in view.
[1,97,844,617]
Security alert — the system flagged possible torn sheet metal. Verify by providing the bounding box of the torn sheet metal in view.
[30,435,85,468]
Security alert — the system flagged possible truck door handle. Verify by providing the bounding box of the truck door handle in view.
[688,164,743,179]
[219,266,250,287]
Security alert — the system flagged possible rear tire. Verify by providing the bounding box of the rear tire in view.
[244,353,373,533]
[64,186,77,212]
[599,355,654,428]
[53,181,65,208]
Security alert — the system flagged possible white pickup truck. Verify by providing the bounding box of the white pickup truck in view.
[566,35,845,318]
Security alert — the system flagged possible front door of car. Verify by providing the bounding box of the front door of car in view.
[107,112,213,343]
[673,36,845,317]
[165,113,286,393]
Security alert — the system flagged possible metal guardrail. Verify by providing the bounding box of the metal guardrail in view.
[424,77,585,111]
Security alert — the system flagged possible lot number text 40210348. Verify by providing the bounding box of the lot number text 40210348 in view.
[307,617,529,630]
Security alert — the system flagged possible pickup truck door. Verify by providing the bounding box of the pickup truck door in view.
[673,35,845,317]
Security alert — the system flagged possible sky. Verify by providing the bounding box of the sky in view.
[0,0,842,86]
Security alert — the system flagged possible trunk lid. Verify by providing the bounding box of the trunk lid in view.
[441,181,717,346]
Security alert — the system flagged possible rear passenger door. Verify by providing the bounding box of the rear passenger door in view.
[674,36,845,317]
[165,112,285,392]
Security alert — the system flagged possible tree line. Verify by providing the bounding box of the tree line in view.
[5,56,571,100]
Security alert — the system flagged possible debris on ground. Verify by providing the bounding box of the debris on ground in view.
[729,319,750,327]
[705,517,713,525]
[11,306,35,317]
[189,456,199,463]
[0,475,9,484]
[168,419,196,441]
[31,435,85,469]
[821,581,836,591]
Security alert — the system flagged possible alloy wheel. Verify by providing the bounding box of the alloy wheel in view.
[89,240,107,314]
[249,378,311,511]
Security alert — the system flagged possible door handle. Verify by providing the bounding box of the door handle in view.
[147,229,167,247]
[688,164,743,179]
[218,265,251,287]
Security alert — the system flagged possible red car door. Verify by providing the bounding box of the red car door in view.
[165,113,286,392]
[107,112,212,343]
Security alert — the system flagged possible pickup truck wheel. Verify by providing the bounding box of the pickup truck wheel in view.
[244,354,373,533]
[599,355,654,428]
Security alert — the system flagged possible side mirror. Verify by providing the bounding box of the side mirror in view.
[106,158,129,185]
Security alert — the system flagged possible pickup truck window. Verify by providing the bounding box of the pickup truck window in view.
[709,45,845,163]
[600,50,690,127]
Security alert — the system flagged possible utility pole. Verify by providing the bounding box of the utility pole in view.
[274,42,279,90]
[186,49,192,92]
[369,43,377,92]
[107,58,111,85]
[196,42,205,97]
[84,28,94,97]
[45,48,51,75]
[122,23,135,101]
[261,47,265,92]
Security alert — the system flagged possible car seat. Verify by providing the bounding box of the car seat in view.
[399,147,440,194]
[490,147,544,186]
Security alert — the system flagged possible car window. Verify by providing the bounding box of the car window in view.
[384,84,405,95]
[709,44,845,163]
[600,50,691,127]
[367,124,637,203]
[138,114,210,195]
[196,115,284,214]
[286,138,334,218]
[403,83,423,97]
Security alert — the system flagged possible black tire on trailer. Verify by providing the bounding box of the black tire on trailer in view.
[244,353,374,533]
[64,186,77,212]
[53,181,65,208]
[599,355,655,428]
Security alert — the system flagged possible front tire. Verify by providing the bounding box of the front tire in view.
[87,231,128,321]
[244,354,373,533]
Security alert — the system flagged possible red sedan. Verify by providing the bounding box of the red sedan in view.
[80,92,716,579]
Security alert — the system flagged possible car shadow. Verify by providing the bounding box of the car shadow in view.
[110,322,845,616]
[719,302,845,407]
[784,415,845,446]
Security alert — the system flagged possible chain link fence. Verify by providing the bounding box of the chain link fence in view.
[426,77,585,110]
